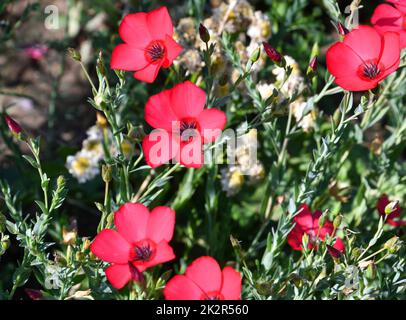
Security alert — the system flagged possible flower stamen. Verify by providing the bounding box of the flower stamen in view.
[145,40,166,63]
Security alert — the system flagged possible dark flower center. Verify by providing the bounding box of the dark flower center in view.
[145,40,166,63]
[362,62,381,80]
[133,243,153,262]
[179,118,199,142]
[202,291,224,300]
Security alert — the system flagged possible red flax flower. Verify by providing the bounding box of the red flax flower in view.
[164,256,242,300]
[142,81,227,168]
[376,194,406,227]
[372,1,406,48]
[90,203,175,289]
[110,7,182,83]
[287,204,345,252]
[326,25,400,91]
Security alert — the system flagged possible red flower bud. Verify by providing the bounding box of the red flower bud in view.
[309,56,318,72]
[337,22,349,36]
[262,42,282,63]
[5,115,22,134]
[199,23,210,43]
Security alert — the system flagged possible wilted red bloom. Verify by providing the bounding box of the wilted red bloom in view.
[24,44,48,60]
[327,244,343,259]
[287,204,345,252]
[371,2,406,48]
[142,81,227,168]
[262,42,282,63]
[110,7,182,83]
[326,25,400,91]
[5,115,22,134]
[376,194,406,227]
[90,203,175,289]
[164,256,242,300]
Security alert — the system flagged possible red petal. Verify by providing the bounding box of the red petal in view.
[134,62,162,83]
[142,130,179,168]
[332,237,346,252]
[170,81,206,119]
[334,75,379,91]
[287,227,304,250]
[135,241,175,271]
[371,4,403,33]
[146,206,175,243]
[164,275,204,300]
[343,25,382,62]
[175,138,204,168]
[197,109,227,143]
[90,229,131,264]
[114,203,149,243]
[147,7,174,39]
[119,13,152,47]
[316,220,334,240]
[185,256,222,294]
[110,44,148,71]
[378,32,400,77]
[326,42,364,79]
[294,204,314,231]
[162,35,183,68]
[145,89,179,131]
[105,264,132,289]
[220,267,242,300]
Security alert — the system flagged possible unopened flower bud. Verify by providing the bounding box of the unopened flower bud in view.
[5,115,22,134]
[199,23,210,43]
[333,215,342,229]
[262,42,282,63]
[318,213,327,229]
[96,112,107,128]
[67,47,81,61]
[351,247,361,260]
[250,47,261,63]
[302,233,309,249]
[82,238,91,251]
[309,56,318,72]
[1,238,10,251]
[384,236,399,253]
[102,164,112,183]
[337,22,349,36]
[365,263,376,280]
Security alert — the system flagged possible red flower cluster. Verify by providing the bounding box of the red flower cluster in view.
[111,7,182,83]
[90,203,175,289]
[164,256,242,300]
[327,25,400,91]
[376,194,406,227]
[142,81,227,168]
[287,204,345,253]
